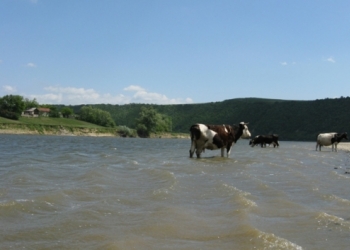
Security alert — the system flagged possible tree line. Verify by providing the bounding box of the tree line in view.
[2,94,350,140]
[0,95,172,137]
[70,97,350,141]
[0,95,115,128]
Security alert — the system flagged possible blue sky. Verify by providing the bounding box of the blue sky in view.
[1,0,349,105]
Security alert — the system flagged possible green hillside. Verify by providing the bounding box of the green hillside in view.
[69,97,350,141]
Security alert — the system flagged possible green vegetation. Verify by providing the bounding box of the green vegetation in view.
[60,107,74,118]
[70,97,350,141]
[0,116,135,136]
[135,106,172,137]
[0,95,26,120]
[78,106,116,127]
[1,94,350,141]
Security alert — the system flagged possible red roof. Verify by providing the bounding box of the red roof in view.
[38,108,50,112]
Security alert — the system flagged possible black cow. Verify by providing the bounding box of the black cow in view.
[189,122,251,158]
[249,134,279,148]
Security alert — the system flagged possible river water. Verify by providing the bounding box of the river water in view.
[0,134,350,250]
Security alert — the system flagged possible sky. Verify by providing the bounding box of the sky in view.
[1,0,349,105]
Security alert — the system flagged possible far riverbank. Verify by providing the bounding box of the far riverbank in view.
[0,124,190,139]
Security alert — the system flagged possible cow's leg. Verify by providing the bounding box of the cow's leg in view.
[221,147,225,157]
[226,147,229,157]
[189,140,196,158]
[196,148,203,158]
[225,143,233,157]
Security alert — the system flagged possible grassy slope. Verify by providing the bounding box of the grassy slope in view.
[0,116,104,127]
[0,117,117,135]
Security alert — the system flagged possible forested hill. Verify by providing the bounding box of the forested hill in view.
[69,97,350,141]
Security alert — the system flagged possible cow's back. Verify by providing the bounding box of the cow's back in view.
[317,133,336,146]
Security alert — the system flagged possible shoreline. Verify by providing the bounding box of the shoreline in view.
[0,129,348,147]
[334,142,350,152]
[0,128,190,139]
[0,128,117,137]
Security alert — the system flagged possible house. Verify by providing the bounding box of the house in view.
[22,107,51,117]
[38,107,50,117]
[22,108,39,117]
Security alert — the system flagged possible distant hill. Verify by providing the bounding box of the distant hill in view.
[66,97,350,141]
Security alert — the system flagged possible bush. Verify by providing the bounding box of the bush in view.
[79,106,116,127]
[117,125,136,137]
[0,110,20,120]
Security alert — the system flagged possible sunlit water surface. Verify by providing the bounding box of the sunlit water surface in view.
[1,135,350,250]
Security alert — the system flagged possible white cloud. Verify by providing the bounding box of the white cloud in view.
[326,57,335,63]
[280,62,287,66]
[28,85,193,105]
[26,62,37,68]
[124,85,145,92]
[123,85,193,104]
[2,85,17,93]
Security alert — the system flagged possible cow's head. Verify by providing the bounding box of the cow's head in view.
[240,122,251,139]
[342,132,348,140]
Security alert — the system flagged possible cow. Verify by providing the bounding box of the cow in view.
[249,134,279,148]
[189,122,251,158]
[316,132,348,152]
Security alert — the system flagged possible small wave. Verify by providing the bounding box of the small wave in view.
[220,224,303,250]
[324,194,350,206]
[330,169,350,179]
[141,168,177,199]
[222,183,257,208]
[256,230,303,250]
[315,212,350,231]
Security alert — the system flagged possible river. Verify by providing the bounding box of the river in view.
[0,134,349,250]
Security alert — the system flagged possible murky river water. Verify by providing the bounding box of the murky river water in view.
[0,134,349,250]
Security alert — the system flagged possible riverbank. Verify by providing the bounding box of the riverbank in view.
[0,123,190,138]
[335,142,350,152]
[0,125,117,137]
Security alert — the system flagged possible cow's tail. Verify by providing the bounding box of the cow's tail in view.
[189,124,200,158]
[189,124,200,141]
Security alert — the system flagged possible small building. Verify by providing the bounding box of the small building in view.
[38,107,50,117]
[22,108,39,117]
[22,107,51,117]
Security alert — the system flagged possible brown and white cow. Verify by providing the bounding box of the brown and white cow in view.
[189,122,251,158]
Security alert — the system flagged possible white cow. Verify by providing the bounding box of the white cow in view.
[316,132,348,152]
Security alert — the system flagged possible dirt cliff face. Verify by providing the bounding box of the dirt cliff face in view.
[0,124,117,137]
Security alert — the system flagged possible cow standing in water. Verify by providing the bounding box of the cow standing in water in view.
[316,132,348,152]
[249,134,279,148]
[189,122,251,158]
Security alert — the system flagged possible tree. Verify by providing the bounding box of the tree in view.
[23,98,39,110]
[49,106,60,118]
[0,95,25,120]
[79,106,115,127]
[61,107,74,118]
[0,95,25,114]
[135,106,172,137]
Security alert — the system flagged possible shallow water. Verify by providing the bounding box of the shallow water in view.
[0,135,350,249]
